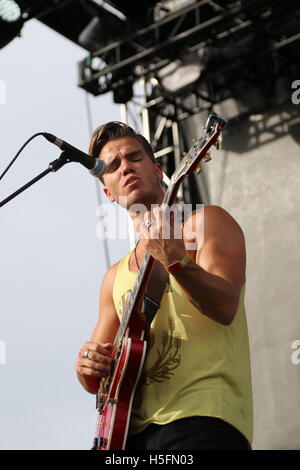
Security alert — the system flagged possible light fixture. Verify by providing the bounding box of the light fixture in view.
[0,0,21,23]
[0,0,23,50]
[112,81,133,104]
[157,51,205,94]
[153,0,197,21]
[78,10,125,52]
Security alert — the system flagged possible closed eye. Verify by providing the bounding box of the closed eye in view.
[107,155,143,172]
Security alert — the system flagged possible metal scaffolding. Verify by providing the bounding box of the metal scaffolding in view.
[77,0,300,207]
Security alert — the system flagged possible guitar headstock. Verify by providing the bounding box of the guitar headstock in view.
[170,113,227,184]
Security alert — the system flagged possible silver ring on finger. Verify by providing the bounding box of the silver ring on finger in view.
[82,350,91,359]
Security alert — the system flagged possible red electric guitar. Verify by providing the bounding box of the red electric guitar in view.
[91,113,227,450]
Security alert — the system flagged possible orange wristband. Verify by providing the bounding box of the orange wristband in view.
[165,252,191,274]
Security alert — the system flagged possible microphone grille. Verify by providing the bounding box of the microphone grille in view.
[89,159,106,177]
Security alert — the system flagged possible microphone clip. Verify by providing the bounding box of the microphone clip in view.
[48,152,72,172]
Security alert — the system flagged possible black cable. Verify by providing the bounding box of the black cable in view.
[0,132,46,182]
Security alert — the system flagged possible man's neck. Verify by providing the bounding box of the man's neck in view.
[129,188,165,232]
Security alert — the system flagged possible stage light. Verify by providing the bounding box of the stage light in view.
[113,82,133,104]
[0,0,23,50]
[158,61,203,93]
[78,11,125,52]
[157,52,205,94]
[0,0,21,22]
[153,0,197,21]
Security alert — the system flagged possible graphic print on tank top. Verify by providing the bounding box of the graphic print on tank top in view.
[117,288,182,387]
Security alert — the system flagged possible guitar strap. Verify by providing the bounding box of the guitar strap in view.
[143,260,169,327]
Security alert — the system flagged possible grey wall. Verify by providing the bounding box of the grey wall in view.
[184,102,300,450]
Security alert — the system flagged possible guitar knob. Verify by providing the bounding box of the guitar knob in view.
[204,151,211,162]
[194,164,202,174]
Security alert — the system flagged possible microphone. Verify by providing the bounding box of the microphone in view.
[42,133,106,177]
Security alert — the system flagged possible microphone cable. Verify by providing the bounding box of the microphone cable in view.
[0,132,46,182]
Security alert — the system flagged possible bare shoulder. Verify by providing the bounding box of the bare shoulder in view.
[203,205,245,241]
[100,259,120,294]
[199,205,246,288]
[183,205,246,288]
[183,204,244,237]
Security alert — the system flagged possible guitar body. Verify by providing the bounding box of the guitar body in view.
[95,315,147,450]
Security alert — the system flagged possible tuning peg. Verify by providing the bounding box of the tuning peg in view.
[204,151,212,162]
[214,139,220,150]
[194,164,202,174]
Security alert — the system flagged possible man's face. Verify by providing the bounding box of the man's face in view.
[99,136,164,209]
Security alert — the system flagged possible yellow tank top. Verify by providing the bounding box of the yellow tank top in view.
[112,251,253,446]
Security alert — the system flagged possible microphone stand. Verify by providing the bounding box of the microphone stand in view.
[0,152,71,208]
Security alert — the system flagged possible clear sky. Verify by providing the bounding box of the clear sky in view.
[0,19,129,450]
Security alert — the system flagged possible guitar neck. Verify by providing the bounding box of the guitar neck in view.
[114,251,152,349]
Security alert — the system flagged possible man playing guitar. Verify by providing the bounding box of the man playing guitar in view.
[75,121,253,450]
